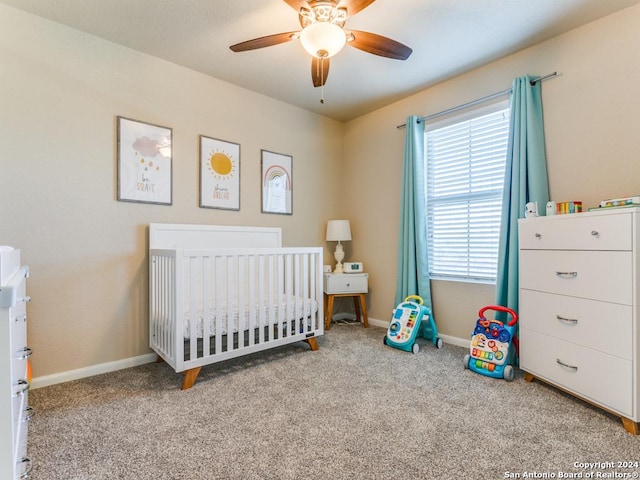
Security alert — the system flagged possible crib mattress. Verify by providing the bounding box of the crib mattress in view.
[182,294,318,338]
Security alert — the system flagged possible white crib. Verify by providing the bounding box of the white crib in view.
[149,223,324,389]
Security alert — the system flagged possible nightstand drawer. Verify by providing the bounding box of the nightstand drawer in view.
[323,273,368,294]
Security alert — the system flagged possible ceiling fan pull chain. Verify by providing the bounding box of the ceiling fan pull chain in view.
[320,58,325,104]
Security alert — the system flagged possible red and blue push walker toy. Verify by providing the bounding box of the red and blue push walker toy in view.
[463,305,518,381]
[384,295,443,354]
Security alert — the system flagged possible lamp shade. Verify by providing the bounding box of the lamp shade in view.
[300,22,346,59]
[326,220,351,242]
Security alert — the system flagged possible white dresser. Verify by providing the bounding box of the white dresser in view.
[518,207,639,434]
[0,249,33,477]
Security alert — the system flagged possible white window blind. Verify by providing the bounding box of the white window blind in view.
[425,104,510,282]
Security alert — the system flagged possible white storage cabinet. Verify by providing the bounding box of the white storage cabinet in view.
[0,249,33,477]
[518,207,639,434]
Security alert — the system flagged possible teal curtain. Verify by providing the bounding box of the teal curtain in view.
[395,115,433,312]
[495,75,550,316]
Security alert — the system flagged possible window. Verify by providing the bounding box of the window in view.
[425,102,510,282]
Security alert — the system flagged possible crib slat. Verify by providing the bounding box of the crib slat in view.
[214,255,223,355]
[237,255,245,350]
[188,256,198,361]
[174,251,184,371]
[202,255,211,356]
[256,255,267,344]
[278,254,285,337]
[267,255,275,341]
[248,256,255,347]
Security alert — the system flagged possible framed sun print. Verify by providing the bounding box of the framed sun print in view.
[261,150,292,215]
[199,136,240,210]
[117,116,172,205]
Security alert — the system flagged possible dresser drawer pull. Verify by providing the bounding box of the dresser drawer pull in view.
[17,346,33,360]
[534,233,542,238]
[555,315,578,324]
[556,359,578,371]
[555,271,578,278]
[18,457,32,479]
[23,406,35,423]
[591,230,599,236]
[13,379,29,397]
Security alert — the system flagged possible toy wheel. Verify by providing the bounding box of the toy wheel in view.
[503,365,515,382]
[383,336,388,346]
[463,354,470,369]
[412,342,420,354]
[435,337,444,349]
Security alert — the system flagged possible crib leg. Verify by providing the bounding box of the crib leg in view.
[155,355,164,364]
[305,337,319,351]
[181,367,202,390]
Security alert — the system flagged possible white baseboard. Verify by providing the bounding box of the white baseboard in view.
[31,321,471,390]
[31,352,158,390]
[368,316,470,349]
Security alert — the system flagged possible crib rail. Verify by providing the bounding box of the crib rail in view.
[150,247,323,373]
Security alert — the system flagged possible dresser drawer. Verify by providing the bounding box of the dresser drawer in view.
[519,250,632,305]
[13,390,28,460]
[519,211,632,251]
[520,328,632,416]
[323,273,368,294]
[519,289,632,359]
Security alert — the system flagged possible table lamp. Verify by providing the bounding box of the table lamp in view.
[326,220,351,273]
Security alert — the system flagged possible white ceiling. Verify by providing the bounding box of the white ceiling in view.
[3,0,640,122]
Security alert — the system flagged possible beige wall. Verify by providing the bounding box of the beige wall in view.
[343,3,640,340]
[3,2,640,381]
[0,5,344,379]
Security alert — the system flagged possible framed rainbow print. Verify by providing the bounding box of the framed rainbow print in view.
[261,150,292,215]
[199,136,241,210]
[117,116,172,205]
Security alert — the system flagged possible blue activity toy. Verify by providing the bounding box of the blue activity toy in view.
[463,305,518,381]
[384,295,443,354]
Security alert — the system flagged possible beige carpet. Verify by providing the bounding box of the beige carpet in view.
[28,324,639,479]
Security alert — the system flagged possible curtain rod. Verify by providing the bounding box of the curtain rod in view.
[396,71,558,129]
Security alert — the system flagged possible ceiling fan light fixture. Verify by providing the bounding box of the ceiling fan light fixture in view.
[300,22,346,59]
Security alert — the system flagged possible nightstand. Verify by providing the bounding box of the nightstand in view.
[323,272,368,330]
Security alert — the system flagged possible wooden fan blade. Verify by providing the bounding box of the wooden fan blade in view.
[348,30,412,60]
[230,32,298,52]
[282,0,309,12]
[311,57,330,87]
[337,0,376,16]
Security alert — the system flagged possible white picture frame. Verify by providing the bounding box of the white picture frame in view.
[261,150,292,215]
[199,136,241,210]
[117,116,172,205]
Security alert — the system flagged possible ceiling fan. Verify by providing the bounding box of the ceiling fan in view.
[230,0,412,92]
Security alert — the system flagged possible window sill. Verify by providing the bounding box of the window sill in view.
[429,276,496,286]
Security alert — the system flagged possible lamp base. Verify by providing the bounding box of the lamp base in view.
[333,242,345,274]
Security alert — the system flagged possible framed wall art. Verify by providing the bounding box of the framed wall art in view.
[117,116,172,205]
[199,136,240,210]
[261,149,292,215]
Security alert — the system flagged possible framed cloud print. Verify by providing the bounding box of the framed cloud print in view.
[199,136,240,210]
[261,149,292,215]
[117,116,172,205]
